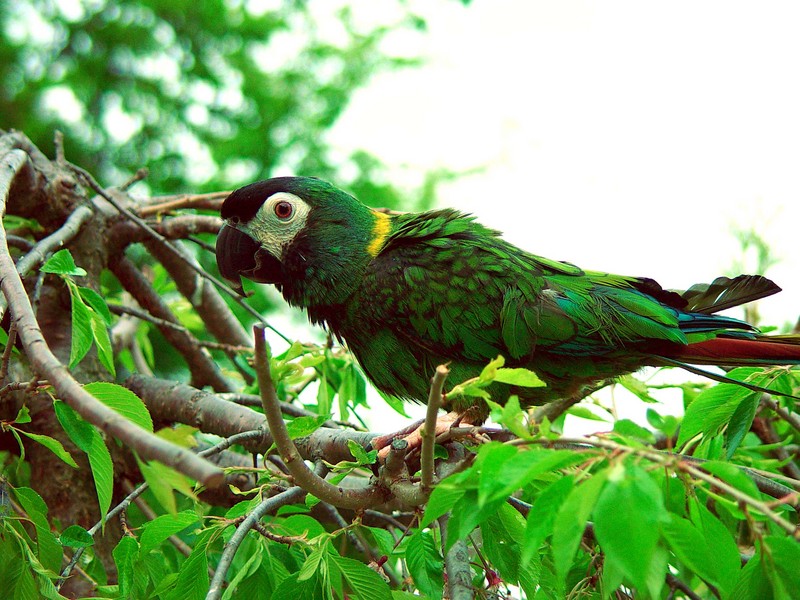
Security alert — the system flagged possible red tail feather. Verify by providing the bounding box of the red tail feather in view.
[674,337,800,365]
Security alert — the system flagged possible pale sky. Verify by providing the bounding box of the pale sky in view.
[323,0,800,430]
[330,0,800,330]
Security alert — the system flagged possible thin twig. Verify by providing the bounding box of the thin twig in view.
[421,365,449,492]
[206,485,307,599]
[110,257,234,392]
[138,191,228,216]
[762,396,800,435]
[57,429,264,589]
[67,163,289,341]
[526,436,799,537]
[253,325,387,509]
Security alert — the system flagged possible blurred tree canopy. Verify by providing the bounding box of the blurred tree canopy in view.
[0,0,425,196]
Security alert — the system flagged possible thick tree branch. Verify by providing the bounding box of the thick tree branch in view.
[439,513,475,600]
[125,374,376,464]
[0,148,226,491]
[146,238,250,347]
[110,256,235,392]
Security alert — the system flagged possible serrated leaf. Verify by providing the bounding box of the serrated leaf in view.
[421,484,466,527]
[552,468,608,586]
[333,555,392,600]
[163,530,211,600]
[285,415,330,440]
[68,288,94,369]
[593,463,666,595]
[661,514,721,589]
[406,530,443,599]
[567,405,609,422]
[113,535,139,598]
[493,367,546,387]
[16,430,78,468]
[611,419,655,444]
[298,544,327,582]
[724,391,759,459]
[78,286,113,324]
[89,311,115,376]
[83,382,153,431]
[139,511,198,555]
[347,439,376,465]
[59,525,94,548]
[137,458,196,515]
[521,475,575,569]
[677,383,757,448]
[41,249,86,276]
[54,401,113,521]
[700,461,761,500]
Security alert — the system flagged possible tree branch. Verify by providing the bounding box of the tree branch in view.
[421,365,448,492]
[110,256,235,391]
[253,325,387,509]
[206,485,307,599]
[439,513,474,600]
[0,149,226,490]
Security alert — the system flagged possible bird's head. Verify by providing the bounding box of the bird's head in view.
[216,177,384,311]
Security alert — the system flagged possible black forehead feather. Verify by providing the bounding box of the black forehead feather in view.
[221,177,331,222]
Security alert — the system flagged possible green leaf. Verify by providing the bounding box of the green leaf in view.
[406,530,443,599]
[347,439,377,465]
[764,536,800,599]
[611,419,655,444]
[14,405,31,424]
[84,382,152,431]
[54,401,113,521]
[521,475,575,569]
[113,535,139,598]
[68,286,94,369]
[678,383,757,448]
[700,461,761,500]
[493,367,546,387]
[421,484,466,528]
[59,525,94,549]
[163,530,211,600]
[724,390,760,458]
[89,311,115,376]
[40,249,86,277]
[285,415,331,440]
[332,555,392,600]
[661,513,722,589]
[13,487,63,573]
[16,430,78,468]
[551,468,608,586]
[689,498,741,595]
[77,286,113,324]
[592,463,666,595]
[137,459,196,515]
[139,511,198,555]
[298,543,328,583]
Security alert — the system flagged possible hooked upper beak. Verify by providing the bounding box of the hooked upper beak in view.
[216,223,284,295]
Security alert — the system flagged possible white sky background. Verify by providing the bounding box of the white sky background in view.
[322,1,800,431]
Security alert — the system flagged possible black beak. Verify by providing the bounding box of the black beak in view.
[216,224,284,295]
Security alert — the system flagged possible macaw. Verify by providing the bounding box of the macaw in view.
[216,177,800,419]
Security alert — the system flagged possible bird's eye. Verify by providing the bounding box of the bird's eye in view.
[274,201,294,221]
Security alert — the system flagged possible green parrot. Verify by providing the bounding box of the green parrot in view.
[216,177,800,417]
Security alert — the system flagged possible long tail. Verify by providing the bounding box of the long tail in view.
[668,336,800,366]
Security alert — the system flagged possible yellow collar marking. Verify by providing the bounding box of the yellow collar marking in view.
[367,211,391,257]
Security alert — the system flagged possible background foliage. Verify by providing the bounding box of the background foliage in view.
[1,1,799,599]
